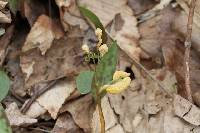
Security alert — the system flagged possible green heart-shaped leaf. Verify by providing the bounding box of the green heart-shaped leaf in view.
[76,71,94,94]
[0,71,10,101]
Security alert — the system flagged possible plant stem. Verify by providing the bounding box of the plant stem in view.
[184,0,196,103]
[97,99,105,133]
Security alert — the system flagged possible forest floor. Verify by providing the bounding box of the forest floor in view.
[1,0,200,133]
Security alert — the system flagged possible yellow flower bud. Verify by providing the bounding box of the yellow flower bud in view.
[81,44,89,53]
[106,77,131,94]
[95,28,102,37]
[98,44,108,56]
[95,28,103,47]
[113,71,130,81]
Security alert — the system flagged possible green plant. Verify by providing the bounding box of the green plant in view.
[0,70,12,133]
[76,7,131,133]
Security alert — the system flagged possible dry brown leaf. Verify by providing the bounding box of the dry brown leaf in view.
[0,25,14,66]
[55,0,88,31]
[174,94,200,126]
[52,112,83,133]
[5,102,37,126]
[23,0,46,26]
[20,61,35,81]
[22,15,64,55]
[127,0,157,15]
[20,27,87,88]
[24,100,46,118]
[110,12,141,61]
[0,10,11,23]
[106,124,124,133]
[78,0,129,26]
[0,1,7,10]
[108,89,144,132]
[60,95,94,132]
[36,79,75,119]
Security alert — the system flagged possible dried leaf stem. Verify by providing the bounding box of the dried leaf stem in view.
[184,0,196,103]
[97,99,105,133]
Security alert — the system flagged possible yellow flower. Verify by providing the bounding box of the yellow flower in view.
[113,71,130,81]
[81,44,90,53]
[106,77,131,94]
[99,44,108,56]
[99,71,131,94]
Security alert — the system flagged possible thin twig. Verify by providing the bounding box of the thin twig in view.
[28,127,51,133]
[184,0,196,103]
[21,80,57,114]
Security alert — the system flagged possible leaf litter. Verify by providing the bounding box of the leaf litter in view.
[1,0,200,132]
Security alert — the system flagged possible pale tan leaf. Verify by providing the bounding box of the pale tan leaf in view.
[22,15,64,55]
[0,1,7,10]
[60,95,94,132]
[24,101,46,118]
[106,124,124,133]
[55,0,88,31]
[36,79,75,119]
[20,61,35,81]
[52,112,83,133]
[0,11,11,23]
[174,94,200,126]
[5,102,37,126]
[78,0,127,26]
[111,13,141,61]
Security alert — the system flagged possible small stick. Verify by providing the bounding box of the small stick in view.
[21,80,57,114]
[184,0,196,103]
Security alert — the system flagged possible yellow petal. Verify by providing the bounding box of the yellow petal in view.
[106,77,131,94]
[113,71,130,81]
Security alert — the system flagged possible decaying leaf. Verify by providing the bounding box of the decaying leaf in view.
[22,15,64,55]
[36,79,75,119]
[60,95,94,132]
[23,0,46,26]
[0,9,11,23]
[20,61,35,81]
[24,100,46,118]
[52,112,83,133]
[0,25,14,66]
[78,0,127,26]
[174,94,200,126]
[110,13,141,61]
[20,27,87,88]
[5,102,37,126]
[55,0,88,31]
[106,124,124,133]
